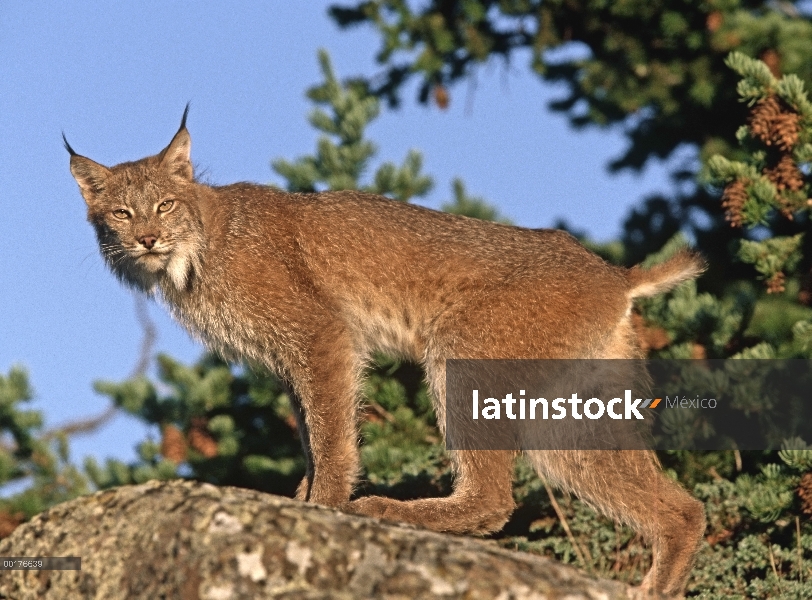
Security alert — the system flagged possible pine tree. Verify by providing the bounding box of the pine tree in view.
[271,49,432,202]
[0,367,88,537]
[708,51,812,299]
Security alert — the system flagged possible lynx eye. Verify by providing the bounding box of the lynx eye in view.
[157,199,175,213]
[112,209,130,220]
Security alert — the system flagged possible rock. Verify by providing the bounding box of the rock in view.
[0,480,630,599]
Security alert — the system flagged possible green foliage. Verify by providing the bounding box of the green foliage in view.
[272,49,433,202]
[779,437,812,471]
[356,356,450,498]
[686,442,812,598]
[0,367,87,529]
[86,354,304,495]
[726,49,781,105]
[441,177,511,223]
[739,234,805,284]
[329,0,812,174]
[740,291,812,356]
[0,366,38,471]
[726,50,812,120]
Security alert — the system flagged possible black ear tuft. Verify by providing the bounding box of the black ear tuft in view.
[178,102,190,132]
[160,106,194,181]
[62,132,78,156]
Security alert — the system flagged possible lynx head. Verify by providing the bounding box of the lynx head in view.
[65,105,204,293]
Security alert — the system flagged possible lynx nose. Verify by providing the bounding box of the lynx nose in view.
[139,235,158,250]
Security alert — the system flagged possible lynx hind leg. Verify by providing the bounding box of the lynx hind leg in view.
[526,449,705,598]
[347,356,517,534]
[348,449,516,534]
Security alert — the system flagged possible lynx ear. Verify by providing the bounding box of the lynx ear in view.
[159,104,193,181]
[64,135,111,204]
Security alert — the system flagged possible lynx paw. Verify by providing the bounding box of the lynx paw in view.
[626,583,682,600]
[345,495,513,535]
[344,496,402,522]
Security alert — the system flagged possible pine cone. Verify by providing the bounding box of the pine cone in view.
[160,423,187,463]
[799,472,812,515]
[433,85,449,110]
[749,96,782,145]
[759,49,782,78]
[766,271,786,294]
[748,95,801,150]
[764,155,805,192]
[706,11,723,33]
[188,417,219,458]
[772,111,801,151]
[721,179,748,227]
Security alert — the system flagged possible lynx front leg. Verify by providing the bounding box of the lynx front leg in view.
[287,331,363,507]
[287,391,315,502]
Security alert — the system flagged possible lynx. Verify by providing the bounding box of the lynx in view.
[66,108,706,598]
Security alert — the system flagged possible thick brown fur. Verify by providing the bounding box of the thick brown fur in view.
[67,114,706,598]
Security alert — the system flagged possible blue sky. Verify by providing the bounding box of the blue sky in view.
[0,2,680,473]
